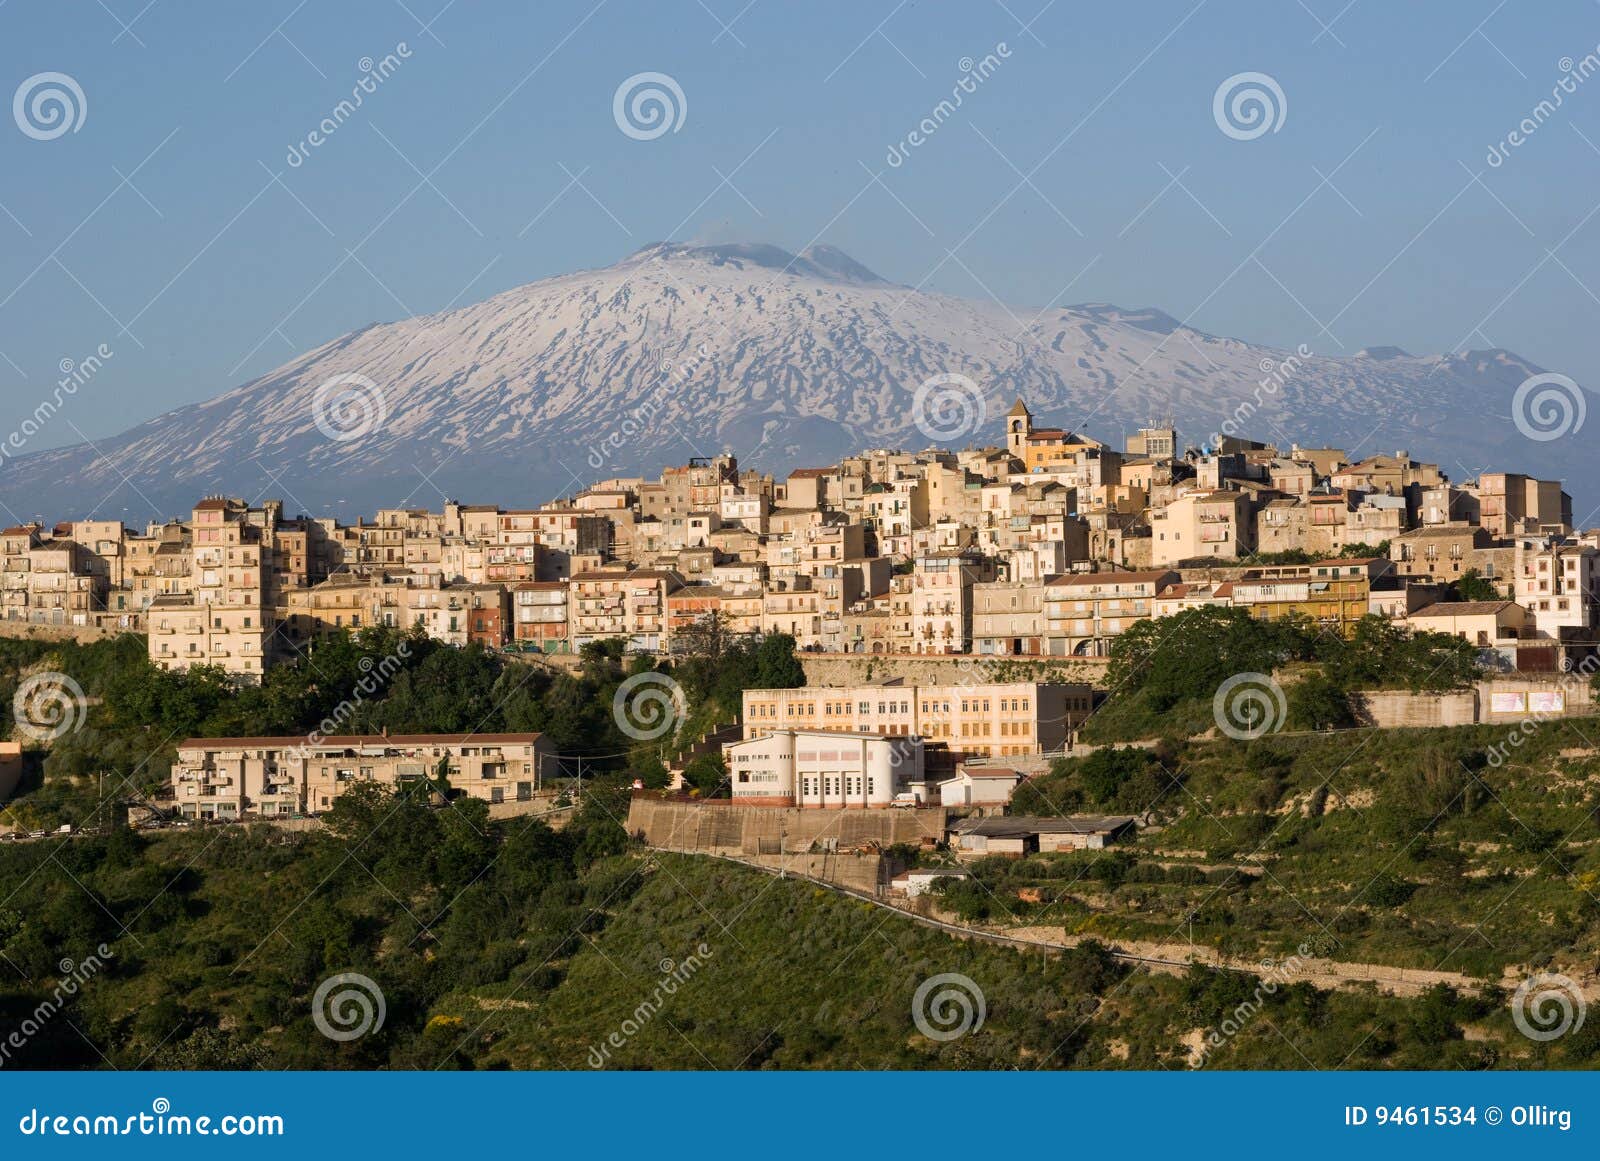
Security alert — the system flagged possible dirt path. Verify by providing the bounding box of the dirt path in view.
[686,849,1508,998]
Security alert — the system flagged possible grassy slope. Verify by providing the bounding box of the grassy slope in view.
[436,854,1558,1071]
[984,720,1600,979]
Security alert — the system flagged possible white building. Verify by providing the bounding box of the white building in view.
[724,728,924,808]
[1513,535,1599,639]
[937,765,1024,807]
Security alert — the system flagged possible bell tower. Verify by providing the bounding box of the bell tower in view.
[1006,398,1032,460]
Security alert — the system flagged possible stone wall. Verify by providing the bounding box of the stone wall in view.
[626,796,947,858]
[0,621,134,647]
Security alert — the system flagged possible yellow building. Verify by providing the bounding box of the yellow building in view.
[741,680,1092,758]
[1230,558,1390,635]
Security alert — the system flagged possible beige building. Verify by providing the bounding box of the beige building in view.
[1149,490,1254,566]
[171,732,558,818]
[910,549,997,654]
[1406,600,1530,647]
[1476,473,1571,537]
[971,580,1046,656]
[742,680,1091,758]
[1042,569,1178,656]
[1512,535,1599,638]
[569,568,683,651]
[148,499,277,680]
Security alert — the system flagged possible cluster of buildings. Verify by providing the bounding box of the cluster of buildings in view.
[6,397,1592,681]
[724,677,1094,807]
[168,732,558,820]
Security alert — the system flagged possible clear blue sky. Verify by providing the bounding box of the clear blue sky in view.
[2,0,1597,450]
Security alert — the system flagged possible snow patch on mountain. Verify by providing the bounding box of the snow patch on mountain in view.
[0,242,1580,521]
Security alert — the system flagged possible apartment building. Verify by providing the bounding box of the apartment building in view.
[170,732,558,818]
[971,580,1046,656]
[1231,558,1390,635]
[148,499,277,679]
[741,680,1093,758]
[1477,473,1572,538]
[1512,535,1599,639]
[512,581,570,650]
[1149,490,1254,566]
[1389,524,1498,583]
[910,549,997,654]
[568,568,683,651]
[1042,570,1179,656]
[1,529,106,627]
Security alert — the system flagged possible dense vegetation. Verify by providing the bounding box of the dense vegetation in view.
[1,819,1564,1070]
[981,716,1600,982]
[1,616,1593,1071]
[0,626,806,830]
[1080,606,1480,743]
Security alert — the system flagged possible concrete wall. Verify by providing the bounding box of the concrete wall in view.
[626,796,947,859]
[1353,680,1598,729]
[1475,677,1596,720]
[1352,690,1477,729]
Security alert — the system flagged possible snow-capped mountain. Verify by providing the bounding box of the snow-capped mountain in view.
[0,241,1581,522]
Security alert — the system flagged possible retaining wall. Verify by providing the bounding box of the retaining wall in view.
[626,796,947,858]
[1352,690,1478,729]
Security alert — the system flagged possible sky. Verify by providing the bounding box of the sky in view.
[1,0,1598,452]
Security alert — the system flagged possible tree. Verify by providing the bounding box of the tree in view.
[1286,671,1355,731]
[1453,569,1501,602]
[753,633,805,689]
[675,610,732,665]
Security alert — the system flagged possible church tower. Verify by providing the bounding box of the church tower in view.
[1006,398,1033,460]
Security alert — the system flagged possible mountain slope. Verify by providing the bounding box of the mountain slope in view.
[3,241,1579,520]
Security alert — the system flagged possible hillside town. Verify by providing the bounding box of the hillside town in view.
[3,399,1586,681]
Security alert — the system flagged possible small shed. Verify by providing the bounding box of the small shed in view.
[949,814,1137,856]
